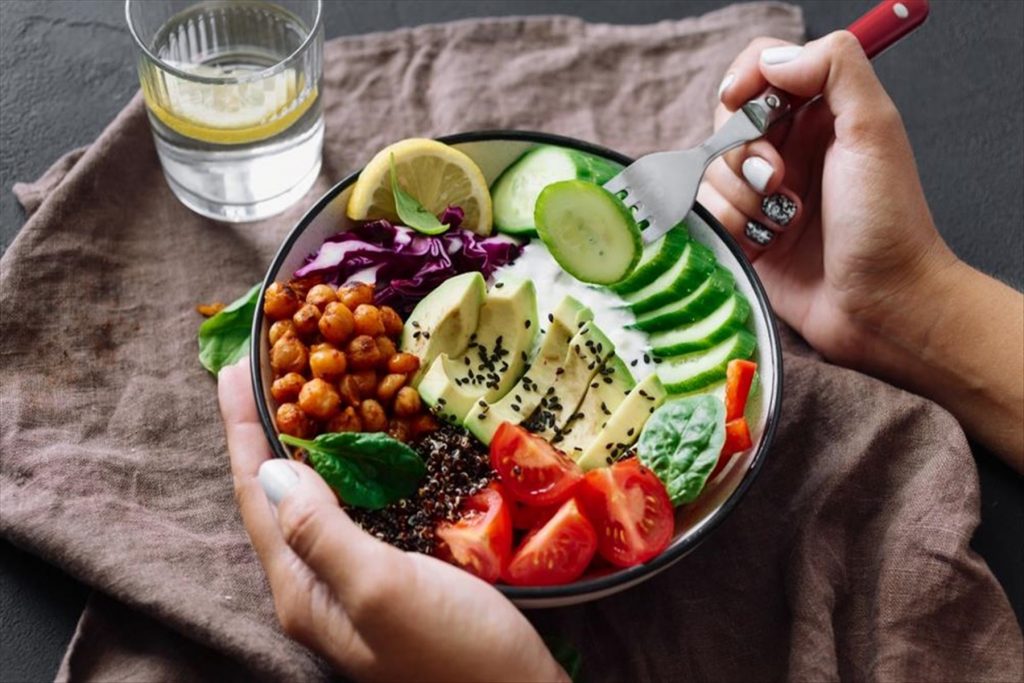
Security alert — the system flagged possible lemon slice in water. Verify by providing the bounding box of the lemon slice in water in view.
[142,63,317,145]
[347,138,493,235]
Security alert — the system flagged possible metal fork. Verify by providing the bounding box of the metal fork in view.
[604,0,930,244]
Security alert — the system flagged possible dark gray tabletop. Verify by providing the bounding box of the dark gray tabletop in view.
[2,1,1021,680]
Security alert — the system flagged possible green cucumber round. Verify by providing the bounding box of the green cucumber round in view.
[608,226,689,295]
[623,241,716,315]
[649,293,751,356]
[630,266,735,332]
[655,330,757,394]
[534,180,642,285]
[491,146,623,236]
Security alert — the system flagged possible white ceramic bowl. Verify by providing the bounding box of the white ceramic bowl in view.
[251,131,783,608]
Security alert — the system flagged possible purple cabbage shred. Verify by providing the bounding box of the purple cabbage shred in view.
[294,214,522,317]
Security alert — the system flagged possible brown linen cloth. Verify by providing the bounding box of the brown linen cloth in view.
[2,4,1021,681]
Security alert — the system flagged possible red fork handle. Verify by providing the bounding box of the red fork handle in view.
[848,0,930,59]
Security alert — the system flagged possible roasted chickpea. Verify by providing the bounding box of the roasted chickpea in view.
[347,334,382,370]
[339,282,374,309]
[353,304,386,337]
[327,406,362,433]
[380,306,403,338]
[377,373,407,403]
[264,282,300,321]
[271,372,306,403]
[387,418,411,443]
[409,413,440,437]
[292,303,321,338]
[306,283,337,308]
[387,352,420,375]
[298,378,341,421]
[338,375,362,405]
[394,386,422,417]
[268,319,298,346]
[270,336,308,375]
[359,399,388,432]
[318,301,355,345]
[375,336,397,365]
[309,347,347,381]
[351,370,378,398]
[309,342,331,354]
[276,402,312,438]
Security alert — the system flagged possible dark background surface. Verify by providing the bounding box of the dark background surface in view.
[1,0,1021,680]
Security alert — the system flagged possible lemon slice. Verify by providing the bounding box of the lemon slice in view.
[142,63,317,145]
[347,138,493,235]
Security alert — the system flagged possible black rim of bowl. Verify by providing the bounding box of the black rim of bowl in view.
[251,129,783,602]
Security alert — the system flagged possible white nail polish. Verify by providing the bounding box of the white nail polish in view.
[717,72,735,99]
[259,459,299,506]
[761,45,803,65]
[742,157,774,193]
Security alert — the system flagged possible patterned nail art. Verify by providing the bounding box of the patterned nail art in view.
[745,220,775,246]
[762,193,798,226]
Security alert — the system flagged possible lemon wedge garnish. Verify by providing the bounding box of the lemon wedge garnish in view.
[347,138,493,235]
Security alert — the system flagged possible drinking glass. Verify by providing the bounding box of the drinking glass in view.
[126,0,323,222]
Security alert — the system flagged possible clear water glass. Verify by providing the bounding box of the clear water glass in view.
[126,0,323,222]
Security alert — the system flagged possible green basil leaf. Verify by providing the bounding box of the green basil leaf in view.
[279,432,426,509]
[636,395,725,505]
[197,283,260,374]
[389,154,449,235]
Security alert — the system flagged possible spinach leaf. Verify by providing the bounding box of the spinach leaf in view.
[636,395,725,506]
[542,634,584,682]
[389,154,449,235]
[198,283,260,374]
[279,432,426,509]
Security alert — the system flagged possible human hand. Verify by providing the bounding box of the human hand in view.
[697,31,959,370]
[218,359,568,682]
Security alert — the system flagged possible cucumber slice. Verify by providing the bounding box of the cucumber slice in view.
[535,180,641,285]
[630,266,735,333]
[608,225,689,295]
[491,146,622,236]
[655,330,757,394]
[649,293,751,356]
[622,241,716,315]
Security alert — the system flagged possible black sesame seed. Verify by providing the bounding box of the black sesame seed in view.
[495,282,504,288]
[525,319,532,329]
[630,359,638,367]
[548,313,554,323]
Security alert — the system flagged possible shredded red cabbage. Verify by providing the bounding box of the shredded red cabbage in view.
[295,211,522,316]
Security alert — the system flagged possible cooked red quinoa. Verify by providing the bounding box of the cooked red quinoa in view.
[347,423,494,553]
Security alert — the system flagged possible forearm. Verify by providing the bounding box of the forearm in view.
[859,260,1024,472]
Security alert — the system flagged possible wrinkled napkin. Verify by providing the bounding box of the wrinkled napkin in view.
[2,3,1021,681]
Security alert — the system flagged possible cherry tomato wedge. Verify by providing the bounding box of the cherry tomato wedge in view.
[490,422,583,506]
[435,483,512,583]
[576,458,674,568]
[724,359,757,421]
[510,501,560,530]
[503,498,597,586]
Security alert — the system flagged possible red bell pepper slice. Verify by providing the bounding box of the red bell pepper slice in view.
[724,359,757,421]
[711,417,753,479]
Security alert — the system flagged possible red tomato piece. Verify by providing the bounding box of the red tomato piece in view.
[510,501,560,530]
[577,458,674,568]
[711,418,753,480]
[435,483,512,583]
[503,498,597,586]
[724,359,757,421]
[490,422,583,506]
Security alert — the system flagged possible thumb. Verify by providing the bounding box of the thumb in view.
[258,459,401,610]
[759,30,906,150]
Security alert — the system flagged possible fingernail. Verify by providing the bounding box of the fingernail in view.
[761,45,803,65]
[762,193,798,226]
[259,459,299,506]
[741,157,774,193]
[745,220,775,246]
[717,72,735,99]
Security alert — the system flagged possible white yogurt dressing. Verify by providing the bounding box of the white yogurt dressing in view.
[494,242,655,376]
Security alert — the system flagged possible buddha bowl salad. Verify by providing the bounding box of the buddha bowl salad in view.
[221,138,759,587]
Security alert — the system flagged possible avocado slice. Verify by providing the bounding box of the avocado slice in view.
[557,353,635,456]
[524,321,615,441]
[575,373,667,471]
[418,277,538,422]
[402,271,486,385]
[465,295,593,445]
